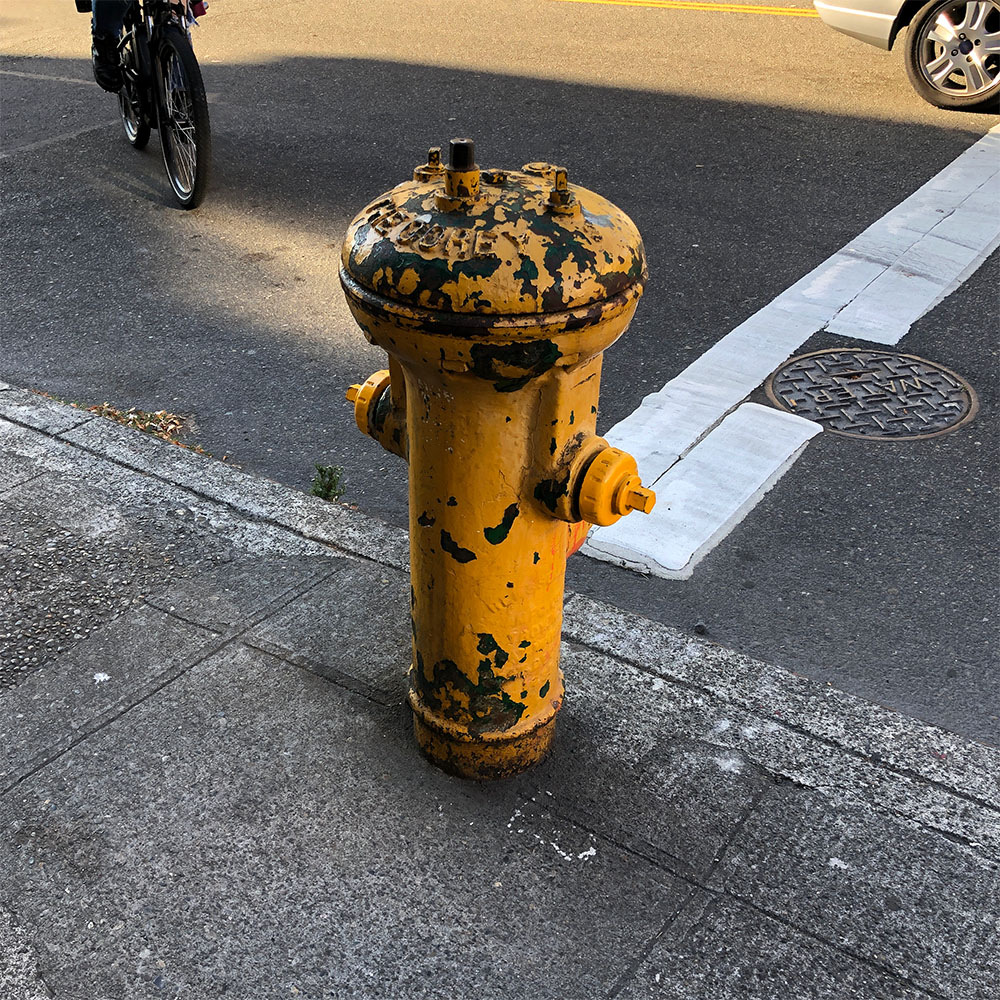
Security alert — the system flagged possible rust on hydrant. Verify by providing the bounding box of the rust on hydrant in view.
[341,138,654,779]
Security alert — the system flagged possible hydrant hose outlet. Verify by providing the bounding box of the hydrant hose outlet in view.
[340,139,655,779]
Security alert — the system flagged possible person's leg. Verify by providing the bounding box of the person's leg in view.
[92,0,127,36]
[91,1,128,92]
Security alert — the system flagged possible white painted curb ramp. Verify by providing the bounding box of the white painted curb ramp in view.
[585,125,1000,578]
[586,403,821,577]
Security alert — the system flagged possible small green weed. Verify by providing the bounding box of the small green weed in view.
[311,463,345,502]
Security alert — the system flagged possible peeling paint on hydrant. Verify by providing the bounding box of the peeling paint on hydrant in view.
[341,139,655,779]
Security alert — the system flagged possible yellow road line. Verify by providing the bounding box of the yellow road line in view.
[555,0,821,17]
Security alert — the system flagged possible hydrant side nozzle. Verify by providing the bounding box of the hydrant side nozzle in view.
[348,370,391,436]
[347,369,408,462]
[577,446,656,527]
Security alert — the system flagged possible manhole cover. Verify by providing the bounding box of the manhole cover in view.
[766,350,978,440]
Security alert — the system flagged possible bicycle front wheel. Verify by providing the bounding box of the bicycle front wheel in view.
[157,27,211,209]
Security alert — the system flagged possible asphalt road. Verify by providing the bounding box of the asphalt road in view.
[2,0,998,743]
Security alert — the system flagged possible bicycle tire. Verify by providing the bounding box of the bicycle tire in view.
[156,27,211,209]
[118,30,151,150]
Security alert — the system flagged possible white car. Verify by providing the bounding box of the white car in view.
[815,0,1000,111]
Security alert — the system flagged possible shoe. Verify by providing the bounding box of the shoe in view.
[91,34,121,93]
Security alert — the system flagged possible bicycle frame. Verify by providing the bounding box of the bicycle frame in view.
[126,0,196,39]
[119,0,196,131]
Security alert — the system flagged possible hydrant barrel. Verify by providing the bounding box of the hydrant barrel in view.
[340,140,654,779]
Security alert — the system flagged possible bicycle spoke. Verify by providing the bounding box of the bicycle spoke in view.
[160,48,200,195]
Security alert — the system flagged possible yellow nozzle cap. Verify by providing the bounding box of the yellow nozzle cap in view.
[577,447,656,526]
[348,370,391,437]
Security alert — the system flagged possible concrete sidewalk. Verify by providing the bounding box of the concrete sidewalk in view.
[1,381,998,1000]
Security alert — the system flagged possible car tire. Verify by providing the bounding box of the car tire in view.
[904,0,1000,111]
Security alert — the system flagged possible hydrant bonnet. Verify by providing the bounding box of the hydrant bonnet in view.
[340,139,648,333]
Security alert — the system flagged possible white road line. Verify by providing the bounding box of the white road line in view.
[0,69,94,86]
[586,403,821,577]
[826,130,1000,343]
[585,126,1000,578]
[0,121,118,159]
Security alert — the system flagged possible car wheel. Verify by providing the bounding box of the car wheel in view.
[904,0,1000,111]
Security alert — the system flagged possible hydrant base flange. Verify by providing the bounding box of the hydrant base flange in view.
[409,689,557,781]
[411,710,557,781]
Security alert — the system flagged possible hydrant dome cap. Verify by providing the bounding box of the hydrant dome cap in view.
[340,165,646,317]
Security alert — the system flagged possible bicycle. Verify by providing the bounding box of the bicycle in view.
[78,0,212,209]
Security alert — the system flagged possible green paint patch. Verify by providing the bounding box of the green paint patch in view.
[513,255,539,298]
[533,474,569,513]
[476,633,509,669]
[440,530,476,563]
[418,634,526,734]
[417,511,436,527]
[539,680,550,698]
[469,339,563,394]
[484,503,519,545]
[371,391,392,433]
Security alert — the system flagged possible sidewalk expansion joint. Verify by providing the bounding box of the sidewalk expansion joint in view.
[541,801,702,885]
[1,562,343,797]
[0,470,48,499]
[142,560,339,637]
[557,796,947,1000]
[730,896,949,1000]
[707,784,768,870]
[910,817,1000,860]
[240,638,400,708]
[759,711,1000,825]
[604,884,705,1000]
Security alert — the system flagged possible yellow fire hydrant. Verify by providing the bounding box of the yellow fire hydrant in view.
[341,139,655,779]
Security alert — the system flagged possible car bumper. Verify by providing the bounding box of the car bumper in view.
[813,0,900,50]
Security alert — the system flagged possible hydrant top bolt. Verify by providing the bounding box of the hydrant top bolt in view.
[449,138,475,170]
